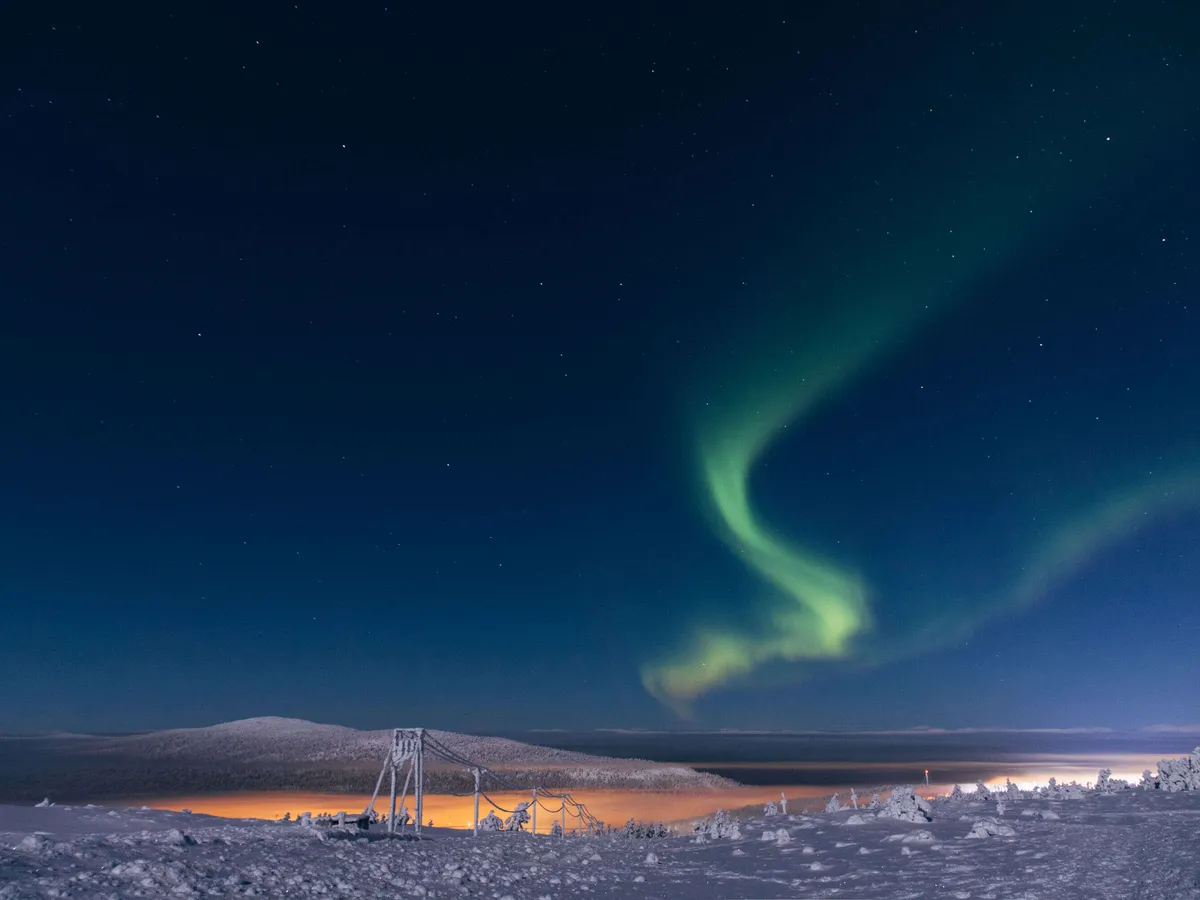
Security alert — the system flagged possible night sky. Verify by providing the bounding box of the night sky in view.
[3,1,1198,735]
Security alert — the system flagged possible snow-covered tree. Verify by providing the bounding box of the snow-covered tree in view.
[876,786,933,823]
[763,800,778,816]
[1041,778,1085,800]
[1005,778,1022,799]
[479,810,504,832]
[849,788,858,809]
[779,792,788,815]
[1093,768,1129,793]
[549,819,563,837]
[1156,747,1200,792]
[949,784,964,801]
[503,802,531,832]
[824,793,843,814]
[692,808,741,840]
[1140,769,1156,791]
[868,792,881,809]
[975,782,993,801]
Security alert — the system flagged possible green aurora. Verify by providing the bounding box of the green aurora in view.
[641,73,1198,711]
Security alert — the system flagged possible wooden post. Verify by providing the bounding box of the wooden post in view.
[560,799,565,837]
[415,729,425,834]
[472,768,481,836]
[387,761,397,835]
[531,787,538,835]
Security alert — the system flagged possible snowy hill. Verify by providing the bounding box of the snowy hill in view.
[0,718,734,803]
[3,780,1199,899]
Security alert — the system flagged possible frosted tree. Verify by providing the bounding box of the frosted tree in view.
[877,786,933,823]
[975,782,993,801]
[479,810,504,831]
[503,802,531,832]
[824,793,843,813]
[763,800,779,817]
[1140,769,1156,791]
[1042,778,1086,800]
[692,808,741,840]
[780,792,788,815]
[1005,778,1022,799]
[949,784,964,801]
[849,788,858,809]
[549,819,563,837]
[867,792,881,809]
[1094,768,1129,793]
[1156,747,1200,792]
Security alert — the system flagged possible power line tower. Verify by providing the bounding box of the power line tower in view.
[365,728,426,835]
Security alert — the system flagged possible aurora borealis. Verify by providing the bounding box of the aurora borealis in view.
[640,45,1199,707]
[3,1,1199,733]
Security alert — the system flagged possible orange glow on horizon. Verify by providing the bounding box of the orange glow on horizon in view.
[127,786,841,833]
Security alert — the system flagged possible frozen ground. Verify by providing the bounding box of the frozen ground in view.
[0,719,732,803]
[3,789,1198,899]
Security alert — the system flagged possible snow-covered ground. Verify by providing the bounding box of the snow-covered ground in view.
[0,719,732,803]
[4,781,1199,898]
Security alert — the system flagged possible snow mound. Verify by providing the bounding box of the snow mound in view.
[843,814,874,825]
[14,833,50,852]
[965,818,1016,838]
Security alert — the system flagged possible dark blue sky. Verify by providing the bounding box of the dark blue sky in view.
[3,1,1198,733]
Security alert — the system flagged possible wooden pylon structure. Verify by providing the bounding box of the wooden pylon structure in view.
[365,728,426,835]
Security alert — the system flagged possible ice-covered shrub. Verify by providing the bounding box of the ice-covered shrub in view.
[622,818,669,838]
[1040,778,1085,800]
[867,792,881,809]
[763,800,779,817]
[877,786,933,823]
[479,811,504,831]
[692,809,741,841]
[1140,769,1155,791]
[503,803,531,832]
[34,798,51,808]
[549,819,563,837]
[995,800,1006,816]
[1094,768,1130,793]
[824,793,843,814]
[1156,747,1200,792]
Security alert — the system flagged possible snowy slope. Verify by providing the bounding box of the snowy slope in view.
[0,718,733,802]
[3,788,1198,899]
